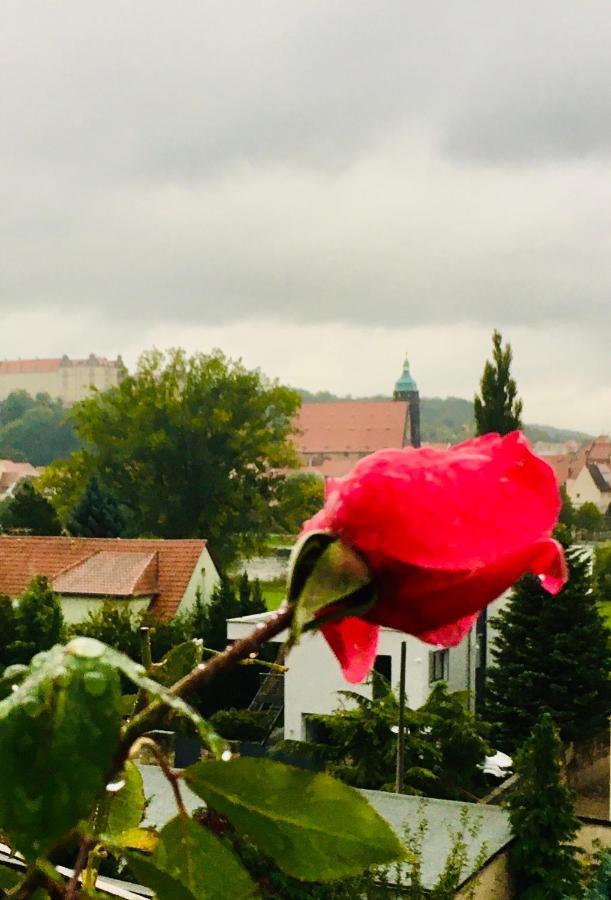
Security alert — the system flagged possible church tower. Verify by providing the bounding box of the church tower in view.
[393,355,421,448]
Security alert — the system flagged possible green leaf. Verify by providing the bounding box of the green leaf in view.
[129,815,256,900]
[103,646,226,758]
[105,762,146,837]
[148,640,204,688]
[0,639,123,859]
[0,865,23,890]
[124,853,196,900]
[184,757,404,881]
[288,532,374,642]
[110,826,158,852]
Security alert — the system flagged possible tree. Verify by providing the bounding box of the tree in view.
[0,391,79,465]
[42,349,300,566]
[189,574,271,716]
[67,475,126,537]
[592,544,611,602]
[7,576,64,664]
[508,713,582,899]
[272,472,325,534]
[485,545,611,751]
[0,478,62,535]
[311,679,490,799]
[574,501,604,535]
[474,329,523,435]
[558,484,575,527]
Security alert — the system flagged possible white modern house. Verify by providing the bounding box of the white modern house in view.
[228,592,512,741]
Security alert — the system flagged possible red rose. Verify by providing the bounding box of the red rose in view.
[301,431,567,683]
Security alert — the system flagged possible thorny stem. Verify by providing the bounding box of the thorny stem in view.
[133,737,187,817]
[65,836,95,899]
[115,602,295,767]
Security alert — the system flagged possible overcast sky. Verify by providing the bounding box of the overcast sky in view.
[2,1,610,432]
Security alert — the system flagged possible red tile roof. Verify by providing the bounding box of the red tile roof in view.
[295,401,408,454]
[0,356,117,374]
[0,536,207,619]
[54,550,159,597]
[585,436,611,464]
[0,359,62,374]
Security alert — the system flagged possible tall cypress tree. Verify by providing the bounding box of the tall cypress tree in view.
[474,329,523,435]
[485,545,611,751]
[68,476,126,538]
[508,713,582,900]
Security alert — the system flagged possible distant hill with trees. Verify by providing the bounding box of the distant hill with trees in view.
[297,389,591,446]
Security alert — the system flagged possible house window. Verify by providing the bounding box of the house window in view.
[429,649,449,684]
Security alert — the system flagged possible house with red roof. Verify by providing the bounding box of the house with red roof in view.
[294,358,420,479]
[0,536,219,624]
[553,435,611,513]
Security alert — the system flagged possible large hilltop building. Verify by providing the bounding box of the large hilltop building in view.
[0,354,124,405]
[294,357,421,478]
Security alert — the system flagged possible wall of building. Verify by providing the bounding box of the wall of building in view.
[61,596,152,626]
[567,466,608,512]
[176,546,221,615]
[226,620,474,741]
[0,362,121,405]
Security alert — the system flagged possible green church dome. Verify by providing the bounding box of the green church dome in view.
[394,355,418,394]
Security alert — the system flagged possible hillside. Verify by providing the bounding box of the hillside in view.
[296,390,591,446]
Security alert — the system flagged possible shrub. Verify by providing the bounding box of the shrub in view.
[210,708,272,742]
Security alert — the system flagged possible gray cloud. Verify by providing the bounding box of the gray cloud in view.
[0,0,609,421]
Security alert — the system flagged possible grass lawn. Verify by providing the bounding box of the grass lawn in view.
[260,580,287,611]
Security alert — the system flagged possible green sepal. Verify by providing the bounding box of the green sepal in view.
[287,531,375,643]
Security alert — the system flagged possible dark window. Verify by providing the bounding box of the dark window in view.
[429,649,449,684]
[372,654,392,698]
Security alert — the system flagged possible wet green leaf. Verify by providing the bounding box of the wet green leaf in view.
[0,865,22,890]
[151,815,256,899]
[185,757,403,881]
[0,640,123,859]
[106,762,145,837]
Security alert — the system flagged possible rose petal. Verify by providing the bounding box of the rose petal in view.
[320,617,380,684]
[417,613,479,647]
[323,432,561,571]
[367,538,568,636]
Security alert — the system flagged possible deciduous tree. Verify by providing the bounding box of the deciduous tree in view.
[43,349,300,566]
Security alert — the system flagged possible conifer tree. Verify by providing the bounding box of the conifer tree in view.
[508,713,582,900]
[68,475,126,538]
[7,576,64,664]
[485,545,611,751]
[474,329,523,435]
[0,479,62,535]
